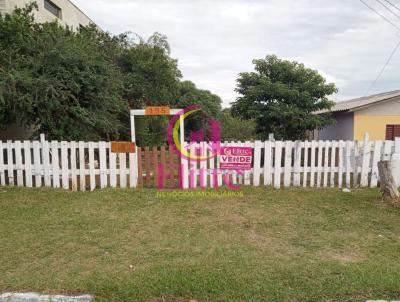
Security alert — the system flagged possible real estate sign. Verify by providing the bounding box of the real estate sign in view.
[220,146,253,170]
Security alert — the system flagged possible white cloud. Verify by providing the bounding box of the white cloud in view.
[72,0,400,107]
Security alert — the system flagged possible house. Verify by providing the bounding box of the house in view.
[0,0,95,29]
[315,90,400,141]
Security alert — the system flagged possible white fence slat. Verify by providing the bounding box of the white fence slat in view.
[129,152,135,188]
[263,141,272,186]
[42,139,51,187]
[274,141,282,189]
[132,147,138,188]
[217,142,223,187]
[70,141,77,191]
[109,144,117,188]
[61,141,69,190]
[189,143,197,188]
[0,141,5,185]
[88,142,96,191]
[303,141,309,187]
[330,141,337,188]
[182,142,189,189]
[51,141,60,188]
[23,141,32,188]
[233,142,245,185]
[310,141,316,187]
[370,141,382,188]
[99,141,107,189]
[230,141,237,185]
[199,142,207,188]
[7,141,14,186]
[283,141,292,187]
[79,141,86,191]
[360,138,371,187]
[345,141,352,188]
[353,141,360,187]
[323,141,330,188]
[236,142,243,185]
[244,141,251,185]
[119,153,127,189]
[209,142,215,188]
[316,141,324,187]
[383,140,393,161]
[33,141,42,187]
[15,141,23,186]
[338,141,344,188]
[293,141,301,186]
[253,141,262,186]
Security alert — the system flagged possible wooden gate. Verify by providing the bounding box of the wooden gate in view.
[137,146,181,188]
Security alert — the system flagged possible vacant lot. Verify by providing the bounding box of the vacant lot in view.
[0,187,400,302]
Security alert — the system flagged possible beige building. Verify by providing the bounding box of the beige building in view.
[0,0,95,28]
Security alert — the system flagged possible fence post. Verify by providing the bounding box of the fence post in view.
[253,140,262,186]
[263,140,272,186]
[360,133,371,187]
[269,133,275,142]
[391,137,400,186]
[293,141,302,186]
[0,141,5,186]
[274,141,282,189]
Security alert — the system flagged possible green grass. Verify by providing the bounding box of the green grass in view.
[1,187,400,302]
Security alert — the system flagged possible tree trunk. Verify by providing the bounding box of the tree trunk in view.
[378,161,400,200]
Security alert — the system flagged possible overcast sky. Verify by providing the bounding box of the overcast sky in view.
[73,0,400,107]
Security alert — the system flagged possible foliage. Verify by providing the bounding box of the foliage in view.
[231,55,337,140]
[118,32,181,109]
[174,81,222,141]
[0,4,222,143]
[219,108,257,141]
[0,4,125,140]
[116,32,182,144]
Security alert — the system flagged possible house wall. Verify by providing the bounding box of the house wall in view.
[354,115,400,140]
[354,97,400,140]
[316,112,354,140]
[1,0,93,28]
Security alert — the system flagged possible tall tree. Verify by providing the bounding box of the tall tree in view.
[116,32,182,144]
[175,81,222,141]
[231,55,337,140]
[0,4,125,140]
[0,4,223,144]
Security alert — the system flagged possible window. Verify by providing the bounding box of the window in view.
[385,125,400,140]
[44,0,62,18]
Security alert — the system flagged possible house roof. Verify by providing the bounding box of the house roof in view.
[318,90,400,114]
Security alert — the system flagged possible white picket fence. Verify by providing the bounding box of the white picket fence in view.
[0,137,399,191]
[182,138,400,190]
[0,139,138,191]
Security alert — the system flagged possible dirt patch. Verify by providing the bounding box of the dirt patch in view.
[321,250,366,264]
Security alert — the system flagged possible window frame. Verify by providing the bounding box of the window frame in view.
[385,124,400,140]
[44,0,62,19]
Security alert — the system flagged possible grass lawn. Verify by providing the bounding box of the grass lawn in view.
[1,187,400,302]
